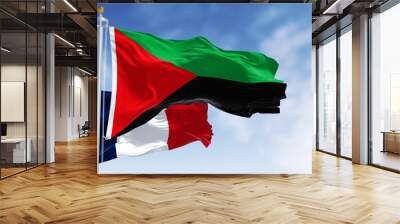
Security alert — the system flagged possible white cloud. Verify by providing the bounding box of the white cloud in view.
[249,18,313,172]
[213,109,255,144]
[199,26,239,50]
[249,7,281,38]
[161,29,184,39]
[214,34,239,50]
[260,22,310,68]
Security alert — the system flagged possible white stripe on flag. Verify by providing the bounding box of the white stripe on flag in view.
[115,110,169,157]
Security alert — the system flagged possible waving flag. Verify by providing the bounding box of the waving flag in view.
[116,102,212,157]
[106,27,286,139]
[100,91,212,159]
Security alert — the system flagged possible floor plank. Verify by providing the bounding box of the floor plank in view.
[1,135,400,223]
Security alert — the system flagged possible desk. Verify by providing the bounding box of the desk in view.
[1,138,31,163]
[382,131,400,154]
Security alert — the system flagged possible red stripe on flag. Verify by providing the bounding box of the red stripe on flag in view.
[111,29,196,138]
[166,103,213,150]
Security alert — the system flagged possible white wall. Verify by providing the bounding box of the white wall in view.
[1,65,26,140]
[55,67,89,141]
[1,65,39,137]
[55,67,69,141]
[1,63,46,164]
[71,72,89,139]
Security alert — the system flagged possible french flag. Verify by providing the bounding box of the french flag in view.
[99,91,213,161]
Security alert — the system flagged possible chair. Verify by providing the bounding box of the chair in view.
[78,121,90,138]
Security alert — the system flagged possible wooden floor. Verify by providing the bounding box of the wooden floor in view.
[1,135,400,223]
[0,167,26,178]
[372,150,400,171]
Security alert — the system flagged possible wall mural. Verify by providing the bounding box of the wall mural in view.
[98,3,312,174]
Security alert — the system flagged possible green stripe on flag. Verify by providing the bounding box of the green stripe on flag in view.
[118,29,282,84]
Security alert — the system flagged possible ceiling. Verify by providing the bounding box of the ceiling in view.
[311,0,391,44]
[0,0,395,74]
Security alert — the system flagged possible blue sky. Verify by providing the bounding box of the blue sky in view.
[98,3,312,174]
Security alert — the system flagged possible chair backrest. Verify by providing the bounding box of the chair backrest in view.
[82,121,90,129]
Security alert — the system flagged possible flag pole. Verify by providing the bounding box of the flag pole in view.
[97,6,104,164]
[97,6,104,80]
